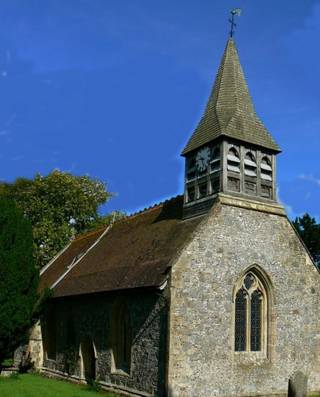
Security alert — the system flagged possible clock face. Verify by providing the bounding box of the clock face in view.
[196,147,210,172]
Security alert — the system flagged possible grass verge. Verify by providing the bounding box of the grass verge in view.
[0,373,118,397]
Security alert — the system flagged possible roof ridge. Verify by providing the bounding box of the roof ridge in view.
[126,195,183,220]
[73,195,184,238]
[74,226,107,241]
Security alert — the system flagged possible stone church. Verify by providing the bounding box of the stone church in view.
[29,38,320,397]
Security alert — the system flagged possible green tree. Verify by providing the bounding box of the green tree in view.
[0,199,39,366]
[293,213,320,266]
[0,170,112,268]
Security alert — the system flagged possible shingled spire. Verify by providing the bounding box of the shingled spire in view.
[182,39,280,155]
[182,38,281,218]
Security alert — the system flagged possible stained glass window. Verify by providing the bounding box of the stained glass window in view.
[250,290,262,351]
[235,289,247,351]
[234,271,267,353]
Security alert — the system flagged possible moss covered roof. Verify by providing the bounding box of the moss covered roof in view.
[40,196,204,297]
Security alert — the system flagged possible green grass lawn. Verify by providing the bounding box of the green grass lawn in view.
[0,373,118,397]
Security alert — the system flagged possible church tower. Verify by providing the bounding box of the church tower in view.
[182,39,281,218]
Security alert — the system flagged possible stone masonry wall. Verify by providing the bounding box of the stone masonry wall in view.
[28,321,43,369]
[42,290,168,397]
[168,198,320,397]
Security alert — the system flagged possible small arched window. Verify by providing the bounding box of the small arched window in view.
[227,147,240,173]
[261,156,272,181]
[244,152,257,177]
[234,270,269,353]
[111,301,132,373]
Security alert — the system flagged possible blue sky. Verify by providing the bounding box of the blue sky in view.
[0,0,319,219]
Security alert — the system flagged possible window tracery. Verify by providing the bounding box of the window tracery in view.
[234,270,268,353]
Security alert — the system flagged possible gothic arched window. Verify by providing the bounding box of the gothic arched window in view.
[234,270,268,353]
[244,152,257,177]
[261,156,272,181]
[111,301,132,373]
[227,146,240,173]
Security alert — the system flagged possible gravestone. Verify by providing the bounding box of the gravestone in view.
[288,371,308,397]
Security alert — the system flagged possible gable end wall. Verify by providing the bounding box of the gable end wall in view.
[168,200,320,397]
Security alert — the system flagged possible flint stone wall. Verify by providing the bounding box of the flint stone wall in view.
[14,322,43,370]
[42,290,167,396]
[168,199,320,397]
[28,322,43,369]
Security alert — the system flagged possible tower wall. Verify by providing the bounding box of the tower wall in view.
[168,196,320,397]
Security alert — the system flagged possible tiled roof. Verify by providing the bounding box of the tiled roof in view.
[40,196,204,297]
[39,227,106,292]
[182,39,281,155]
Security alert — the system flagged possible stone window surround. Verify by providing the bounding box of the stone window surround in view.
[232,265,273,361]
[79,338,98,381]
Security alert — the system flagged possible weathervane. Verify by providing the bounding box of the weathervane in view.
[229,8,242,38]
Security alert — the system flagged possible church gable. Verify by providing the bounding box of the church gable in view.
[168,197,320,397]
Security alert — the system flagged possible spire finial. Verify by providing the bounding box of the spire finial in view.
[229,8,242,38]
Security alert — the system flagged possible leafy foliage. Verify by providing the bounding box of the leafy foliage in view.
[86,378,102,392]
[85,210,126,231]
[0,199,39,364]
[293,213,320,266]
[0,171,113,268]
